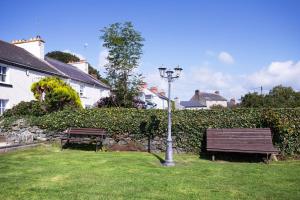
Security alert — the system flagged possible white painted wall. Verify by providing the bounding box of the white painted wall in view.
[69,80,110,108]
[0,64,48,109]
[0,63,110,111]
[142,88,168,109]
[13,40,44,60]
[69,61,89,74]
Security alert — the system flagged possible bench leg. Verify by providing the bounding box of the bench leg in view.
[270,154,278,162]
[212,154,215,161]
[60,139,63,151]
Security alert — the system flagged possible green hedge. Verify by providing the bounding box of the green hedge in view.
[30,108,300,155]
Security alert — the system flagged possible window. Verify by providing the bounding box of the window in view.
[79,85,84,97]
[0,66,7,82]
[0,99,7,115]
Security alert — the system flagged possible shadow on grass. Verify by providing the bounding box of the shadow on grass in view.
[200,151,265,163]
[150,153,165,164]
[62,143,100,152]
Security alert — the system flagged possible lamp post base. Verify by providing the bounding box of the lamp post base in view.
[162,160,175,167]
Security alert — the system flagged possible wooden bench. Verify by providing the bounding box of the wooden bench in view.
[206,128,279,161]
[61,128,107,151]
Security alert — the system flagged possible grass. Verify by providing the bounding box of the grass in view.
[0,145,299,200]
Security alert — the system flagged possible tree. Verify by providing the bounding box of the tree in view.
[31,77,82,112]
[100,22,144,107]
[240,85,300,108]
[46,51,108,84]
[46,51,80,63]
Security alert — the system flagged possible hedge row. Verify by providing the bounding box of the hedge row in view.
[31,108,300,155]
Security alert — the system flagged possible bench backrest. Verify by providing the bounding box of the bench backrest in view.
[67,128,107,136]
[207,128,278,154]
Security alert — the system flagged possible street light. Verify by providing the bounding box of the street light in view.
[158,65,182,166]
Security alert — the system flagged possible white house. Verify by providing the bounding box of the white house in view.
[0,36,110,114]
[177,90,228,110]
[139,84,168,109]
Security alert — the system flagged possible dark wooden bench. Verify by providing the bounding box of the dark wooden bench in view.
[206,128,279,161]
[61,128,107,151]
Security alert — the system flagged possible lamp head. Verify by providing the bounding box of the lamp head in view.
[158,66,167,77]
[174,66,183,77]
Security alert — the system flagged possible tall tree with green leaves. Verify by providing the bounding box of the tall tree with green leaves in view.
[100,22,144,107]
[240,85,300,108]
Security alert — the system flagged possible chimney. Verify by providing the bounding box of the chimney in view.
[12,35,45,60]
[215,91,220,95]
[195,90,200,95]
[159,91,166,97]
[150,86,158,94]
[230,98,236,105]
[68,60,89,74]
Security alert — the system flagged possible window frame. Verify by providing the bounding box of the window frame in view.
[0,99,7,115]
[79,85,85,97]
[0,66,7,83]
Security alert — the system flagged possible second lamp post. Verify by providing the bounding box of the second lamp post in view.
[158,66,182,166]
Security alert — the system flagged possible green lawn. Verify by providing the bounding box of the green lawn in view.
[0,145,299,200]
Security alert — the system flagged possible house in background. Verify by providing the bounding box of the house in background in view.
[176,90,228,110]
[139,83,168,109]
[0,36,110,114]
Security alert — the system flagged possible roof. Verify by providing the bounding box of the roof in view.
[157,93,168,100]
[0,40,109,89]
[180,101,206,108]
[45,57,110,88]
[0,40,64,76]
[191,92,227,102]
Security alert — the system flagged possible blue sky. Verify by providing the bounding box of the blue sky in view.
[1,0,300,100]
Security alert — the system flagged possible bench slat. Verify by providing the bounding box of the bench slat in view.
[206,128,279,154]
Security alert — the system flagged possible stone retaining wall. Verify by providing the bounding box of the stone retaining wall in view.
[0,118,184,153]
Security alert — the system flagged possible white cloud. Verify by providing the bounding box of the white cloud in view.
[63,49,85,60]
[218,51,234,64]
[143,59,300,101]
[98,49,109,68]
[247,60,300,88]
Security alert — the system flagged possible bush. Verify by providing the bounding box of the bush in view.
[3,101,46,117]
[31,77,82,112]
[263,109,300,156]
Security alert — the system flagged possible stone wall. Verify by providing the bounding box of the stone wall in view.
[0,118,184,153]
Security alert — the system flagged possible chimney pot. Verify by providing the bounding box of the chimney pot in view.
[215,91,220,95]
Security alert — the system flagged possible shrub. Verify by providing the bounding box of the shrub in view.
[3,101,46,117]
[31,77,82,112]
[24,107,300,155]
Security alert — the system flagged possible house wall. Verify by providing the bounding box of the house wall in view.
[142,88,168,109]
[69,80,110,108]
[0,63,48,109]
[206,100,228,108]
[0,63,110,111]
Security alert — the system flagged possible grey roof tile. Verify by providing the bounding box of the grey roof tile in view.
[0,40,64,76]
[191,92,227,102]
[180,101,206,108]
[45,57,110,88]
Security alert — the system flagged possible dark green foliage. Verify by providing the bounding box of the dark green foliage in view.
[31,108,300,155]
[100,22,144,107]
[263,109,300,155]
[241,85,300,108]
[46,51,80,63]
[3,101,46,117]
